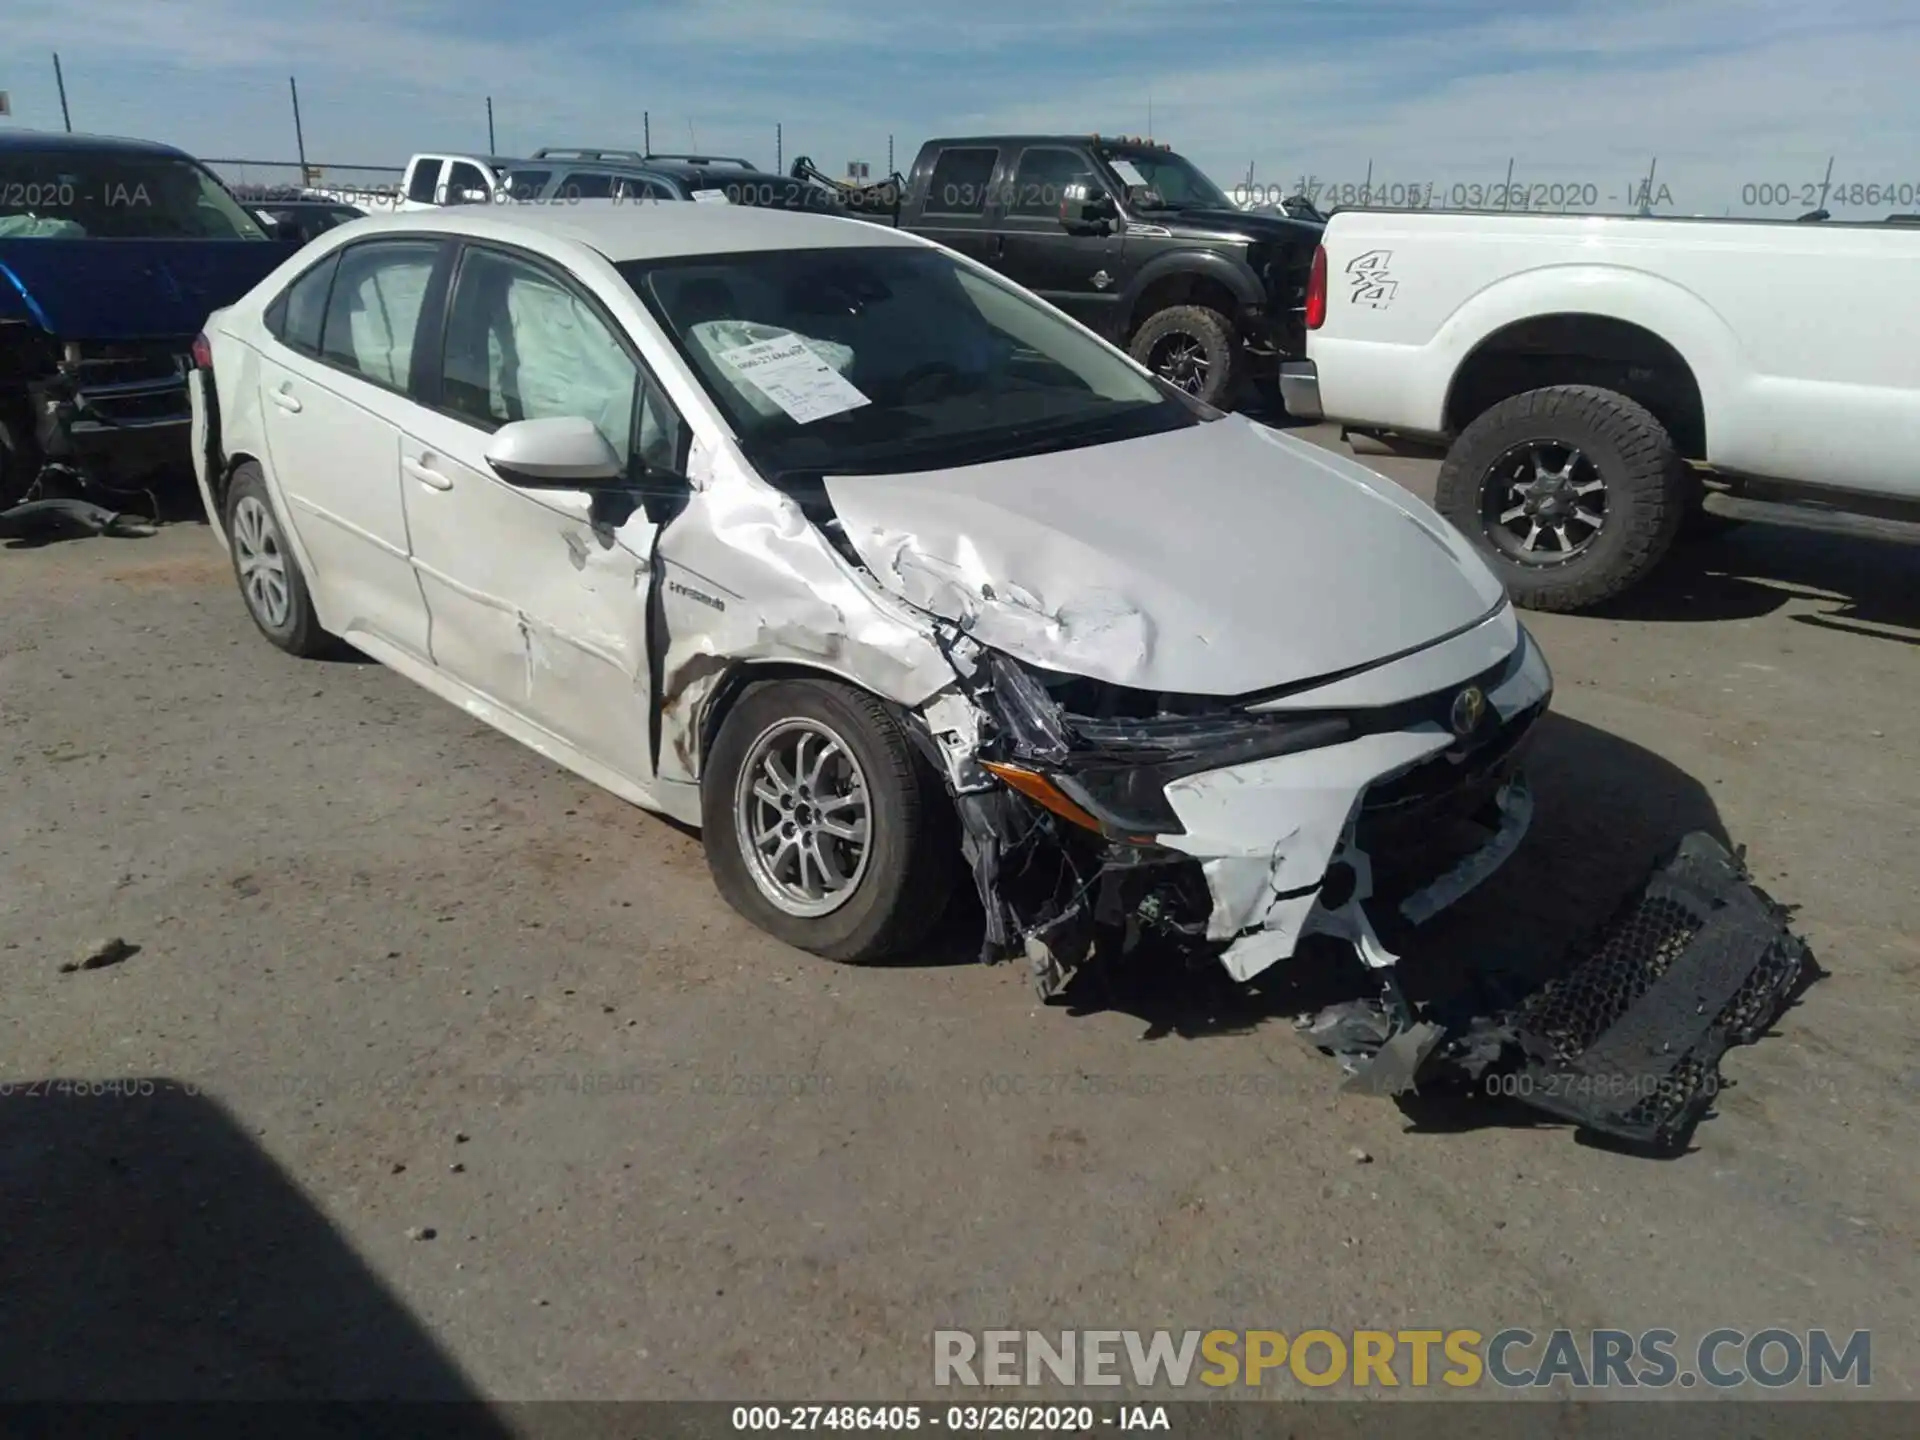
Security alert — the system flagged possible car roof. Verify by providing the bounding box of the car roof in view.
[0,127,194,160]
[342,202,924,262]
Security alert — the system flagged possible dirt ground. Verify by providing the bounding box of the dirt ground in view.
[2,427,1916,1407]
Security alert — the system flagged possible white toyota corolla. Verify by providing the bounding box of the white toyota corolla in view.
[189,203,1551,995]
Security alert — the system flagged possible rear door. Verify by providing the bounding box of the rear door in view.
[396,241,687,781]
[910,144,1003,267]
[254,237,446,660]
[989,143,1126,335]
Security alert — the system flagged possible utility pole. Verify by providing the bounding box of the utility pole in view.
[52,52,72,131]
[289,76,308,184]
[775,122,782,172]
[888,134,894,174]
[487,96,496,154]
[1500,157,1515,211]
[643,111,650,154]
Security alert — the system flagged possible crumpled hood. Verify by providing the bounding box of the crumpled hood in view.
[0,238,293,340]
[823,415,1505,696]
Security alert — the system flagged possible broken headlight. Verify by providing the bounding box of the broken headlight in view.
[979,654,1354,840]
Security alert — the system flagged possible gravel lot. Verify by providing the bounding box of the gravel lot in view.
[3,426,1916,1405]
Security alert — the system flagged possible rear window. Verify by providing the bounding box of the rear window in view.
[266,253,340,353]
[556,172,617,199]
[406,159,443,203]
[497,168,550,200]
[923,148,998,216]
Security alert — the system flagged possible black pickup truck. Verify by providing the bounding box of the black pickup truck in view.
[797,135,1324,407]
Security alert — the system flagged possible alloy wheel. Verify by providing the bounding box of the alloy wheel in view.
[1480,440,1609,563]
[1147,331,1211,396]
[732,717,874,919]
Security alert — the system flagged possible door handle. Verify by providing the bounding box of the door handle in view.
[403,456,454,491]
[270,385,302,413]
[991,234,1005,259]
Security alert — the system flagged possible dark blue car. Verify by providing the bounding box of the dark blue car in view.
[0,129,296,509]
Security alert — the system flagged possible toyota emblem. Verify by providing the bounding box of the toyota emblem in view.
[1449,686,1488,737]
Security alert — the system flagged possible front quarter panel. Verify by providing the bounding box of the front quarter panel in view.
[650,447,963,788]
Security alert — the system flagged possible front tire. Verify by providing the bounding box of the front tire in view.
[702,678,956,962]
[1130,305,1237,407]
[1434,385,1686,613]
[224,462,343,658]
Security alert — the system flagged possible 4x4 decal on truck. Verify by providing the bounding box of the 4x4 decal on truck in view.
[1347,249,1397,308]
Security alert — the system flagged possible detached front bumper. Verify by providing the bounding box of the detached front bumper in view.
[1159,628,1552,981]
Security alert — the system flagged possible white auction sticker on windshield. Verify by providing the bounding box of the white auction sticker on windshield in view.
[1108,158,1148,187]
[690,188,732,203]
[716,335,870,424]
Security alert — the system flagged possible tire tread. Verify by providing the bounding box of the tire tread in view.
[1434,384,1685,613]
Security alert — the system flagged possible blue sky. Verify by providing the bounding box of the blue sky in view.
[5,0,1919,215]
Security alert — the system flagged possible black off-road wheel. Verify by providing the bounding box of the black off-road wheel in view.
[702,678,957,962]
[224,462,345,658]
[1130,305,1237,407]
[1434,385,1687,613]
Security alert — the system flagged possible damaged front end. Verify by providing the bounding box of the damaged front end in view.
[912,631,1551,1000]
[0,326,198,517]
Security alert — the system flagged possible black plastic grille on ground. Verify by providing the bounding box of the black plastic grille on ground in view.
[1507,831,1809,1150]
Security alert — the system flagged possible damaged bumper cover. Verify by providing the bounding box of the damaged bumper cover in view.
[1327,831,1811,1152]
[936,617,1553,991]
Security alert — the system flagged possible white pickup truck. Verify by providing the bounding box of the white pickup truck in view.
[1280,211,1920,610]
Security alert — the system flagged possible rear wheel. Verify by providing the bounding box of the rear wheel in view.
[1434,385,1686,612]
[702,678,956,962]
[224,462,344,658]
[1130,305,1236,407]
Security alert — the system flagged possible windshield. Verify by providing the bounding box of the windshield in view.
[0,150,269,240]
[618,245,1198,481]
[1097,146,1234,212]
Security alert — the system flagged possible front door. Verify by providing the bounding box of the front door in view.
[398,242,686,784]
[256,237,442,660]
[989,145,1126,338]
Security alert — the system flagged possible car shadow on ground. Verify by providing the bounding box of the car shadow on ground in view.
[1036,712,1812,1150]
[1594,504,1920,643]
[0,1086,514,1420]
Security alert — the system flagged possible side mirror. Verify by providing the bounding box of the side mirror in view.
[1059,183,1115,235]
[485,417,625,487]
[485,417,689,529]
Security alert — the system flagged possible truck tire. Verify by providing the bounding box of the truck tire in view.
[1130,305,1236,407]
[1434,385,1686,613]
[702,677,957,963]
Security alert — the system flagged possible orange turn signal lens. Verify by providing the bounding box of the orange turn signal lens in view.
[979,761,1105,835]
